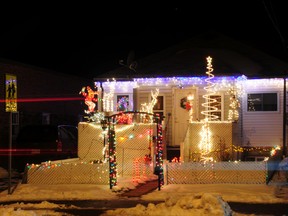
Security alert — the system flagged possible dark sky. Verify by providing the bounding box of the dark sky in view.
[0,2,287,79]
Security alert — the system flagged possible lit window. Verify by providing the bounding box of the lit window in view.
[247,93,278,111]
[153,96,164,119]
[209,95,222,120]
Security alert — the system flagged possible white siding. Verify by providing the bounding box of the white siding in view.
[242,79,284,147]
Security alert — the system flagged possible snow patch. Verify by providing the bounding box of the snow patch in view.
[102,193,233,216]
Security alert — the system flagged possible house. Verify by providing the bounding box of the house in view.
[24,33,288,186]
[93,33,288,162]
[93,72,286,162]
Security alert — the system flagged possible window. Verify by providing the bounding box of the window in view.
[114,94,133,111]
[153,96,164,119]
[209,95,222,120]
[247,93,278,111]
[153,96,164,111]
[117,95,129,111]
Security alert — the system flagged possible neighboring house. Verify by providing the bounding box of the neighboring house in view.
[0,58,92,150]
[93,33,288,161]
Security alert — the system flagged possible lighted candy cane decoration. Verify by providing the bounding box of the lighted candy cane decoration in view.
[201,56,219,121]
[103,78,116,112]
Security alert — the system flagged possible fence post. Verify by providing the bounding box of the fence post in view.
[163,160,168,185]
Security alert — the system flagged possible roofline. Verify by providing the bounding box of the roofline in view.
[94,74,288,82]
[93,77,134,82]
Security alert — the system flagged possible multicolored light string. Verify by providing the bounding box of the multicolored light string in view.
[107,111,163,189]
[155,113,164,189]
[108,119,117,189]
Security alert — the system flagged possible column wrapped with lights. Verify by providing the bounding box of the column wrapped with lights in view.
[103,79,116,112]
[108,117,117,189]
[154,113,164,190]
[227,87,240,121]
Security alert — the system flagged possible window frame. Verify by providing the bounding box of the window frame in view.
[246,92,279,113]
[116,94,130,111]
[152,95,165,119]
[114,94,133,111]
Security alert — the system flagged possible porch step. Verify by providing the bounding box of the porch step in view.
[120,180,159,197]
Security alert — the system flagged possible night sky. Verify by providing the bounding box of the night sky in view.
[0,2,287,79]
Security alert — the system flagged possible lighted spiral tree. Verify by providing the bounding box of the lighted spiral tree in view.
[199,56,218,160]
[201,56,219,121]
[199,119,212,156]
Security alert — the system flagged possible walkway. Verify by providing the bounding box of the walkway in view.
[120,179,159,197]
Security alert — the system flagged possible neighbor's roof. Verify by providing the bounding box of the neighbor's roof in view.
[94,32,288,81]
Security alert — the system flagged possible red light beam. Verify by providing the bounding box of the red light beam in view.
[0,97,83,103]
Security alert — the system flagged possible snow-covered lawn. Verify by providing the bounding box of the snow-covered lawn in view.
[0,167,287,215]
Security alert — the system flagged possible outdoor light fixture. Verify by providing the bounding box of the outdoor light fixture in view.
[187,92,194,101]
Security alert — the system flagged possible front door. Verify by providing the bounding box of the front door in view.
[172,87,197,146]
